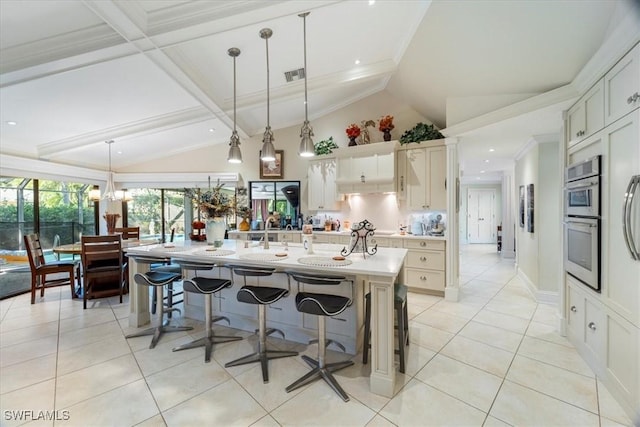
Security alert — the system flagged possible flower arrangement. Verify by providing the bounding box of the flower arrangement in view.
[346,123,361,139]
[103,213,120,233]
[236,206,252,219]
[378,115,395,132]
[186,182,235,219]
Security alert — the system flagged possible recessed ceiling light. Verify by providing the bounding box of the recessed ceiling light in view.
[368,0,375,5]
[208,128,215,132]
[117,151,123,155]
[489,148,495,152]
[485,159,490,163]
[6,121,17,125]
[480,170,485,173]
[355,59,360,65]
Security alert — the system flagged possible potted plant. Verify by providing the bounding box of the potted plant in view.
[399,122,444,144]
[314,136,339,155]
[378,115,395,141]
[346,123,361,146]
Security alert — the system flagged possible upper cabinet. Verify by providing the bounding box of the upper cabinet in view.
[334,142,396,194]
[604,42,640,127]
[307,158,341,211]
[566,79,604,148]
[397,144,446,211]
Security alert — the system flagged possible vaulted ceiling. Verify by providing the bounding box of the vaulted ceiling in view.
[0,0,635,181]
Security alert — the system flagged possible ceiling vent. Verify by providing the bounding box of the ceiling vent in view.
[284,68,305,82]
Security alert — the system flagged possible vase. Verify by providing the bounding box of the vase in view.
[206,217,226,247]
[348,137,357,146]
[383,129,391,141]
[238,217,250,231]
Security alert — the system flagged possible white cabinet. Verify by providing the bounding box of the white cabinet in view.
[604,42,640,126]
[308,158,340,211]
[336,152,395,194]
[601,110,640,327]
[403,239,446,294]
[398,145,446,211]
[566,79,604,148]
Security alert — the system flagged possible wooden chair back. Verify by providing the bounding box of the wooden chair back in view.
[113,227,140,240]
[80,234,125,308]
[23,233,76,304]
[24,233,45,270]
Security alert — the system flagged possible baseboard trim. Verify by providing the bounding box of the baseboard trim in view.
[517,268,559,305]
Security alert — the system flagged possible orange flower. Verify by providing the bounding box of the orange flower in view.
[346,123,361,138]
[378,115,394,132]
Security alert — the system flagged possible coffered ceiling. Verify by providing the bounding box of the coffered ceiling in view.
[0,0,635,181]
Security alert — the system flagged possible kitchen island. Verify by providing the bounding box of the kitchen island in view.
[125,239,407,398]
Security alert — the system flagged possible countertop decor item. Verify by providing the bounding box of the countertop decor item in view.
[399,122,444,144]
[341,219,378,258]
[314,136,338,155]
[360,120,375,144]
[187,181,235,219]
[103,213,120,234]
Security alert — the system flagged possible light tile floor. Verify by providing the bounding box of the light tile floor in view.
[0,244,635,426]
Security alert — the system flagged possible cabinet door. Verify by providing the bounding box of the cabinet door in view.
[584,79,604,138]
[604,42,640,126]
[396,149,407,199]
[605,309,639,413]
[406,148,428,210]
[567,101,586,148]
[584,296,605,363]
[603,110,640,327]
[427,146,447,210]
[566,278,585,342]
[308,159,339,210]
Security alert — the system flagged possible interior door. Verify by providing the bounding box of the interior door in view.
[468,189,495,243]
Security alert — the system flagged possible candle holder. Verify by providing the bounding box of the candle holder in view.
[341,219,377,258]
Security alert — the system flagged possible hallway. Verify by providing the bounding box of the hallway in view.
[0,244,634,426]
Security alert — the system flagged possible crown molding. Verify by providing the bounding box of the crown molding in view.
[513,133,558,162]
[0,154,107,184]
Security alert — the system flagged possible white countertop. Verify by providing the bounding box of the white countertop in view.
[229,229,446,241]
[126,239,408,278]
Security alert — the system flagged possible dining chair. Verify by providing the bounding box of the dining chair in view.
[81,234,126,309]
[24,233,79,304]
[113,227,140,240]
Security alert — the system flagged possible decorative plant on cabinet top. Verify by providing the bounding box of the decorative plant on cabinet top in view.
[314,136,339,155]
[399,122,444,144]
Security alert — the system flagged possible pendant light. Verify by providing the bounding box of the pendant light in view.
[90,140,122,201]
[298,12,315,158]
[260,28,276,162]
[227,47,242,164]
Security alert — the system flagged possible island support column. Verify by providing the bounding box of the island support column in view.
[369,274,396,397]
[128,258,151,328]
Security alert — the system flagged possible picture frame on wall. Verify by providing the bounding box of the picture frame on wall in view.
[527,183,534,233]
[519,185,525,228]
[259,150,284,179]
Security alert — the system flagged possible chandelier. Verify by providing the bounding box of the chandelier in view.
[89,140,126,201]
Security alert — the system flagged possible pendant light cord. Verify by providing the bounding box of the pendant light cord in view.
[266,35,270,127]
[233,55,237,132]
[303,13,308,121]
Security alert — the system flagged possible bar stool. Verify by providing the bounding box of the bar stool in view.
[362,282,409,373]
[285,271,354,402]
[224,265,298,383]
[125,265,192,349]
[171,261,242,362]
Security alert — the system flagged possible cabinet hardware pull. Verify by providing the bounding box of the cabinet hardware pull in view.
[570,305,577,312]
[269,305,283,311]
[588,322,596,331]
[628,92,639,104]
[420,276,427,281]
[331,317,347,322]
[420,241,426,247]
[400,176,404,192]
[420,256,427,262]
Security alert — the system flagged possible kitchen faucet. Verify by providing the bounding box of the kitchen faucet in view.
[263,216,275,250]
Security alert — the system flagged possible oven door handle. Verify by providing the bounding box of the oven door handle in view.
[563,220,597,228]
[565,179,598,190]
[623,175,640,260]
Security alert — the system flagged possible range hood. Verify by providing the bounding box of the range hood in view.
[333,142,397,194]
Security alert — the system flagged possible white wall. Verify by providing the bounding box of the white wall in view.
[515,139,562,298]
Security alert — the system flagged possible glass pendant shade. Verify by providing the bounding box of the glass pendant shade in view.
[94,140,123,201]
[227,47,242,164]
[298,12,315,158]
[260,28,277,162]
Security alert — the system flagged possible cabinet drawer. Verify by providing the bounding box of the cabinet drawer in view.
[405,268,445,292]
[403,239,445,251]
[278,233,301,243]
[406,250,445,270]
[584,296,606,363]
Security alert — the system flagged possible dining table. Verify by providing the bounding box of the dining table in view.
[125,238,408,398]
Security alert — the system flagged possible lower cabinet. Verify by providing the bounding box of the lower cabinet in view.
[566,275,640,420]
[403,239,446,294]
